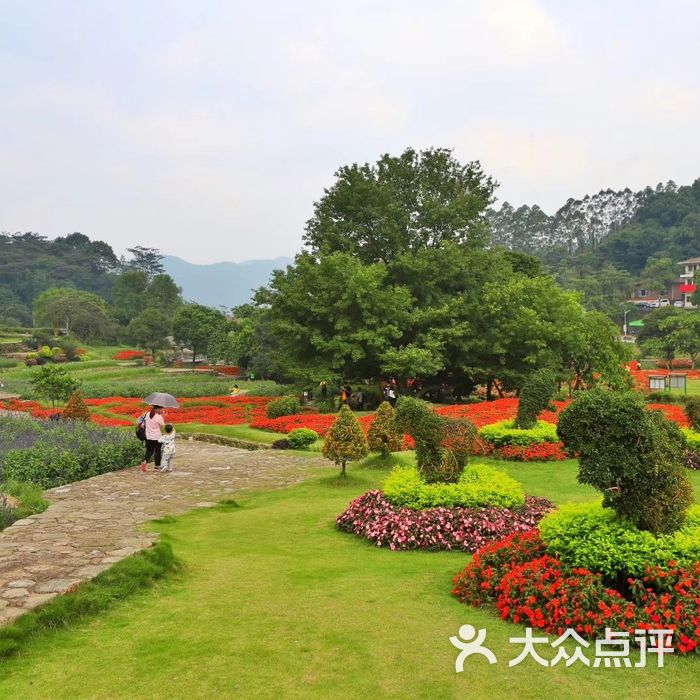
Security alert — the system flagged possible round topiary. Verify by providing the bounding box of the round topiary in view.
[62,390,91,422]
[287,427,319,449]
[515,368,557,429]
[367,401,402,457]
[322,405,368,476]
[557,388,692,534]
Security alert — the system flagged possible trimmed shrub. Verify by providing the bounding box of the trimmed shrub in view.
[557,389,692,534]
[322,405,368,476]
[685,397,700,431]
[682,428,700,451]
[440,418,476,481]
[62,390,91,422]
[480,420,558,447]
[266,395,301,419]
[382,464,524,510]
[337,491,553,552]
[367,401,402,457]
[515,368,557,429]
[287,427,319,449]
[395,396,447,483]
[539,502,700,578]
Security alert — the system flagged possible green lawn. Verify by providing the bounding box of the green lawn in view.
[1,458,699,699]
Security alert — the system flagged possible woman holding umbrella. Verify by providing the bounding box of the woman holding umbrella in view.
[139,393,179,473]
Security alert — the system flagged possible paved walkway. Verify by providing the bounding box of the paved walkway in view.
[0,441,327,626]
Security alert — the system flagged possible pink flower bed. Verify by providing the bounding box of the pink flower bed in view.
[336,490,554,552]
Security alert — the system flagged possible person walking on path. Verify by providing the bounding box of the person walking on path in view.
[319,380,328,400]
[140,405,165,472]
[355,387,365,411]
[158,424,176,472]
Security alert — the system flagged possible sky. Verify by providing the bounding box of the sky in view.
[1,0,699,264]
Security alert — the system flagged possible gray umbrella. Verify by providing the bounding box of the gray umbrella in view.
[143,392,179,408]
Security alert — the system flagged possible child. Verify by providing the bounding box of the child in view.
[159,424,176,472]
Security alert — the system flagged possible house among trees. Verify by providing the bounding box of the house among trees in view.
[678,257,700,307]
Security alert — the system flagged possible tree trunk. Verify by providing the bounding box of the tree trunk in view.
[192,345,197,368]
[341,461,346,477]
[486,376,493,401]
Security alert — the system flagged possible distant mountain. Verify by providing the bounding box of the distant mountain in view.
[162,255,294,309]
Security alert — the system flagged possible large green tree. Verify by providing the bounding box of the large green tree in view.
[173,304,226,366]
[303,147,496,264]
[33,287,116,341]
[126,308,173,358]
[257,252,412,382]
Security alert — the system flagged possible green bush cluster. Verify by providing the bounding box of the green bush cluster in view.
[0,416,142,489]
[480,420,558,447]
[286,428,319,449]
[557,389,692,534]
[266,395,301,419]
[395,397,475,483]
[682,428,700,451]
[479,420,559,447]
[382,464,525,510]
[515,368,557,429]
[367,401,403,457]
[539,502,700,578]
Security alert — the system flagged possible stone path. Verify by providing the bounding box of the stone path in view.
[0,440,327,626]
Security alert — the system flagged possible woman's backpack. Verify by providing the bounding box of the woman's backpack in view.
[135,413,147,441]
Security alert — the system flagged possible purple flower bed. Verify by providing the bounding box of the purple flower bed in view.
[336,490,554,552]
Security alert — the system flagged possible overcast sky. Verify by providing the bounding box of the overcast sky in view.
[2,1,699,264]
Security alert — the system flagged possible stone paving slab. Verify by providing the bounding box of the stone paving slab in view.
[0,441,327,625]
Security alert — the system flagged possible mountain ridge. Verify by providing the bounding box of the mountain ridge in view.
[162,254,294,308]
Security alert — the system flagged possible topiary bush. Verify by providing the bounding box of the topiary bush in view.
[62,390,91,422]
[515,368,557,429]
[367,401,402,457]
[322,405,368,476]
[395,397,444,482]
[287,427,319,449]
[539,502,700,578]
[439,417,476,482]
[266,395,301,419]
[480,420,558,447]
[382,464,524,510]
[685,397,700,431]
[557,388,693,534]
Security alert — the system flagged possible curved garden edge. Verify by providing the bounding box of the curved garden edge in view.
[336,490,554,552]
[0,441,321,626]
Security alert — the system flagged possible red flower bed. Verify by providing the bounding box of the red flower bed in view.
[648,403,690,427]
[112,350,145,360]
[336,491,554,552]
[435,399,569,429]
[86,395,275,425]
[497,442,567,461]
[452,531,700,653]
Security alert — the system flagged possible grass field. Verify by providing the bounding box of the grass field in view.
[0,458,699,699]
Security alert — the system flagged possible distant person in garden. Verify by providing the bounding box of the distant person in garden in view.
[355,387,364,411]
[386,386,397,407]
[158,424,176,473]
[320,380,328,399]
[140,405,164,472]
[231,384,240,396]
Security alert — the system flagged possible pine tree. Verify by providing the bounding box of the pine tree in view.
[367,401,402,457]
[322,405,368,476]
[62,390,91,422]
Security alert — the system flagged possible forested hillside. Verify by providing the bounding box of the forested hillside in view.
[488,179,700,274]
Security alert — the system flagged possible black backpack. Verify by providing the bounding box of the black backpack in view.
[136,413,147,441]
